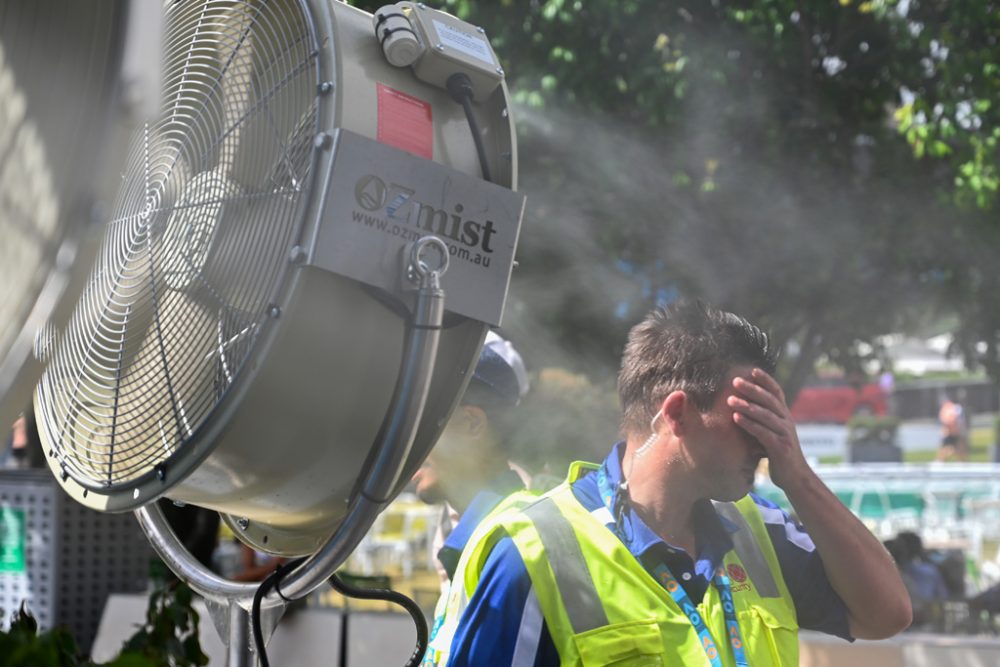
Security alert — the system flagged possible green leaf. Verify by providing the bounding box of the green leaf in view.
[930,140,952,157]
[13,601,39,636]
[541,0,563,21]
[894,103,914,132]
[102,652,159,667]
[183,635,209,666]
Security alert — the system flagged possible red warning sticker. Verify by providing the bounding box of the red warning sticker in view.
[377,83,433,160]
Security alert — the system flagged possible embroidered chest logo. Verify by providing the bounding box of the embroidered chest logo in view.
[727,563,748,583]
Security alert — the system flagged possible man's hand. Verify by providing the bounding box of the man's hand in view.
[726,368,809,491]
[728,368,912,639]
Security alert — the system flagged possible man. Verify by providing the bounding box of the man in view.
[936,390,969,461]
[2,407,44,470]
[892,531,949,627]
[445,300,911,666]
[412,331,533,666]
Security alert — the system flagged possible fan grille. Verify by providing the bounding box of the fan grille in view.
[36,0,319,490]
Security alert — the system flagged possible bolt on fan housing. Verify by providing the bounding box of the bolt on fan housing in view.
[35,0,524,557]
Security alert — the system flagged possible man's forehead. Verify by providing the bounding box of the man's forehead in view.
[725,364,755,383]
[714,365,754,399]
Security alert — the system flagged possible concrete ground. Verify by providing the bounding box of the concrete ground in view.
[94,596,1000,666]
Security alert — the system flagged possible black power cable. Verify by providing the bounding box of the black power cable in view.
[251,558,304,667]
[330,573,429,667]
[249,562,428,666]
[446,72,493,183]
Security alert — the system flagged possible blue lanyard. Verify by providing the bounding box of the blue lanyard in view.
[597,466,616,512]
[422,610,446,666]
[597,466,749,667]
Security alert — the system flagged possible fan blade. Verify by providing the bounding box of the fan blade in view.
[40,283,219,489]
[222,0,316,192]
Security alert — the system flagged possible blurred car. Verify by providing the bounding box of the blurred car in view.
[789,376,888,424]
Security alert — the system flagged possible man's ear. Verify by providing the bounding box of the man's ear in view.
[461,405,489,437]
[660,391,687,436]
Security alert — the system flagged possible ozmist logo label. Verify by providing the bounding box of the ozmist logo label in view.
[355,175,387,211]
[727,563,748,583]
[352,174,498,255]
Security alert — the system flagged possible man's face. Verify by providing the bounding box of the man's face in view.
[412,455,445,505]
[411,405,489,505]
[689,365,766,501]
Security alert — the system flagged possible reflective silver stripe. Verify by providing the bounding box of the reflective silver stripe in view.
[524,498,609,633]
[590,505,614,526]
[713,501,780,598]
[511,585,544,667]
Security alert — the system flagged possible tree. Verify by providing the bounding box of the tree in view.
[876,0,1000,210]
[352,1,986,399]
[868,0,1000,394]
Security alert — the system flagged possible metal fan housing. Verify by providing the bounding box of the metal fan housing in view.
[35,0,522,556]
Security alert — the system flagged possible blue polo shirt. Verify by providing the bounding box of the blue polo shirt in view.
[437,469,526,580]
[445,443,852,667]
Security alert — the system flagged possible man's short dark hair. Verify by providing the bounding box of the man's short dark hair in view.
[617,299,778,436]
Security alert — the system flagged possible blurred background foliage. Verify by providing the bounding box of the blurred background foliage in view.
[506,367,621,476]
[351,0,1000,407]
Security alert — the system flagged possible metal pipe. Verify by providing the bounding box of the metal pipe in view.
[228,602,252,667]
[134,503,258,602]
[135,235,449,635]
[275,237,447,600]
[362,286,443,502]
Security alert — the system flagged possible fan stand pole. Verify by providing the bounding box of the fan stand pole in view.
[134,237,451,666]
[225,599,253,667]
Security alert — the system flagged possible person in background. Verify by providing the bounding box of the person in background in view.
[886,532,949,628]
[1,407,44,470]
[230,541,288,582]
[411,331,531,666]
[937,390,969,461]
[445,299,912,666]
[1,412,28,469]
[878,370,896,416]
[896,531,950,625]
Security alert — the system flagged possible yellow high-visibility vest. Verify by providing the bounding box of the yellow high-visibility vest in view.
[454,461,800,666]
[423,489,540,667]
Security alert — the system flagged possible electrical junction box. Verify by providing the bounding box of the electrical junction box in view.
[376,2,504,102]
